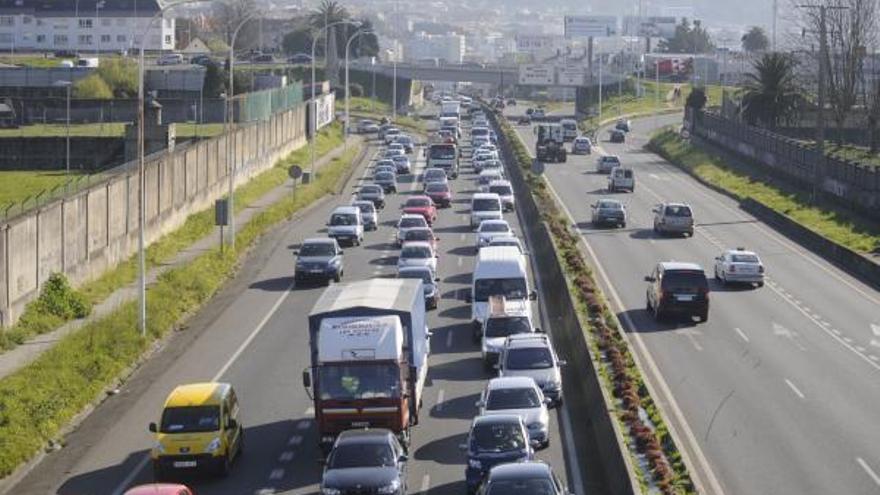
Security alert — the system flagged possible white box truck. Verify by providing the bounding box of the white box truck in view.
[303,279,431,452]
[440,100,461,120]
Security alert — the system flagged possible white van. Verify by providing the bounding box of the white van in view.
[466,246,536,331]
[470,193,503,228]
[560,119,578,142]
[326,206,364,246]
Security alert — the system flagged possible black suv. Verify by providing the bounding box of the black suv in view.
[477,461,571,495]
[321,429,408,495]
[645,261,709,322]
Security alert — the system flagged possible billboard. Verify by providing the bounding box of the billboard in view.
[515,34,563,54]
[518,65,555,85]
[564,15,618,39]
[308,92,335,136]
[622,16,678,38]
[557,66,586,86]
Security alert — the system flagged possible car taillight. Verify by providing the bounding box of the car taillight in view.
[659,290,668,301]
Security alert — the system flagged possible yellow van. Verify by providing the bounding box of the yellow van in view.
[149,382,243,479]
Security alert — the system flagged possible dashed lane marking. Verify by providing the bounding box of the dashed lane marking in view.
[735,327,750,343]
[420,474,431,494]
[287,435,302,446]
[857,457,880,488]
[269,468,285,480]
[784,378,805,399]
[279,451,294,462]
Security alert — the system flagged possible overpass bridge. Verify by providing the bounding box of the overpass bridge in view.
[349,61,519,85]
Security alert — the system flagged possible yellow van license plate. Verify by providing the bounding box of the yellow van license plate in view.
[173,461,197,468]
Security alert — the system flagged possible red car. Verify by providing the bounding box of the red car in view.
[124,484,194,495]
[424,182,452,208]
[402,195,438,225]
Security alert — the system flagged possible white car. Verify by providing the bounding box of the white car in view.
[477,169,505,192]
[476,219,513,250]
[497,333,565,406]
[487,180,515,211]
[572,136,592,155]
[383,148,405,159]
[596,155,621,174]
[423,167,449,187]
[397,241,438,274]
[384,128,401,144]
[714,248,765,287]
[477,376,550,448]
[480,159,505,178]
[396,214,430,246]
[470,193,503,228]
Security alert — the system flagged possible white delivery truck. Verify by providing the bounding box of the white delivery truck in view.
[440,100,461,120]
[304,279,431,453]
[466,246,536,332]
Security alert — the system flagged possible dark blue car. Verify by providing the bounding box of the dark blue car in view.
[460,415,533,494]
[321,429,408,495]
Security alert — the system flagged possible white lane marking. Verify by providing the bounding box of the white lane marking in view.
[676,326,704,351]
[458,256,463,267]
[420,474,431,494]
[871,324,880,348]
[735,327,750,343]
[255,489,275,495]
[297,420,310,430]
[304,406,314,416]
[269,468,285,480]
[288,435,303,446]
[435,389,445,412]
[857,457,880,488]
[460,233,466,241]
[446,330,454,348]
[279,451,294,462]
[784,378,805,399]
[461,214,468,223]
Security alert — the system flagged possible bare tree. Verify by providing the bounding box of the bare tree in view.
[864,79,880,151]
[212,0,259,52]
[795,0,878,144]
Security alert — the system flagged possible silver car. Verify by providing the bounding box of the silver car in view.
[653,202,694,236]
[497,333,566,406]
[477,376,551,448]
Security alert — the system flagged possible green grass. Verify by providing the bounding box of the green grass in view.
[0,56,61,68]
[0,128,360,478]
[819,144,880,168]
[0,171,83,206]
[349,97,390,114]
[649,129,880,254]
[0,122,225,139]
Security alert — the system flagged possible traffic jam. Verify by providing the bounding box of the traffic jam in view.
[128,96,574,495]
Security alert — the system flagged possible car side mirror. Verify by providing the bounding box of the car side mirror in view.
[227,418,238,430]
[148,422,157,433]
[558,359,568,366]
[302,370,311,388]
[529,291,538,301]
[434,277,440,282]
[543,397,553,405]
[535,327,544,333]
[399,454,408,462]
[590,204,596,208]
[530,439,541,449]
[644,276,655,282]
[293,249,300,255]
[475,400,484,407]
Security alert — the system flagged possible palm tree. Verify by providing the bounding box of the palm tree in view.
[309,0,350,86]
[741,52,800,129]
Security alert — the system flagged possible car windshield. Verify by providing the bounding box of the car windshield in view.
[472,128,489,137]
[473,199,501,211]
[354,203,374,214]
[376,172,394,181]
[506,348,554,370]
[481,223,509,233]
[474,277,527,302]
[406,198,431,207]
[399,217,426,229]
[330,213,356,226]
[361,186,381,195]
[426,183,448,193]
[731,254,759,263]
[405,229,433,242]
[486,387,541,410]
[661,271,708,289]
[489,185,513,196]
[487,479,556,495]
[471,423,526,452]
[603,157,620,164]
[399,270,433,284]
[664,205,692,217]
[597,201,622,210]
[402,245,432,258]
[300,243,335,257]
[376,160,394,168]
[328,443,396,469]
[562,122,577,131]
[485,316,531,338]
[318,363,401,400]
[426,171,446,180]
[160,406,220,433]
[430,145,456,159]
[392,156,408,163]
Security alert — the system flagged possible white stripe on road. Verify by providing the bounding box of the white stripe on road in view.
[857,457,880,488]
[304,406,314,416]
[784,378,805,400]
[734,327,750,343]
[269,468,285,480]
[435,389,445,412]
[288,435,303,446]
[279,451,294,462]
[420,474,431,494]
[457,257,463,267]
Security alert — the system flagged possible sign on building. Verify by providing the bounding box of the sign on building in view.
[564,15,618,39]
[622,16,678,38]
[515,34,562,54]
[557,66,586,86]
[518,65,555,85]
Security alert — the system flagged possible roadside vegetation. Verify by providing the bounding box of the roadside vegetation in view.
[0,122,225,138]
[0,170,84,207]
[0,125,359,477]
[649,129,880,254]
[494,111,695,493]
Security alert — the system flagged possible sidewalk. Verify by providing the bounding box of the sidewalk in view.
[0,135,364,381]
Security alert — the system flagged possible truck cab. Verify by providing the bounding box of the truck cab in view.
[534,124,567,163]
[427,143,459,178]
[559,119,578,142]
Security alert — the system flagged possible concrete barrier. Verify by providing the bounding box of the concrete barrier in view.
[489,110,636,495]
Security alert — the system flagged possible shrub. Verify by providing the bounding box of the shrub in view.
[33,273,91,320]
[73,74,113,99]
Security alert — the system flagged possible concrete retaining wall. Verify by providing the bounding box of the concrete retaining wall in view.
[0,103,309,327]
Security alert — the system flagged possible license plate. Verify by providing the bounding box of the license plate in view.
[173,461,197,468]
[675,294,695,302]
[310,269,324,273]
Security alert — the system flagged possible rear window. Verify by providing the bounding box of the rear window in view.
[731,254,759,263]
[406,198,431,207]
[473,198,501,211]
[664,205,692,217]
[489,185,512,196]
[661,271,708,289]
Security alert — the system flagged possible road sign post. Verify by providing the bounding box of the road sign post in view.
[289,165,303,203]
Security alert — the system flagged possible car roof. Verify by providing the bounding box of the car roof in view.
[399,265,432,274]
[425,167,446,173]
[336,428,394,444]
[480,219,509,227]
[165,382,229,408]
[473,192,501,200]
[124,484,193,495]
[725,248,759,257]
[487,376,538,390]
[505,333,552,349]
[302,237,337,245]
[473,414,523,426]
[400,213,425,220]
[360,184,382,190]
[332,206,359,214]
[488,461,553,479]
[488,179,511,187]
[601,155,620,160]
[662,202,691,208]
[659,261,705,272]
[489,236,521,244]
[401,241,433,250]
[406,195,432,202]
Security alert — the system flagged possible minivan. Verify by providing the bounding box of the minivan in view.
[150,382,243,479]
[326,205,364,246]
[467,246,536,331]
[645,261,709,322]
[470,193,503,228]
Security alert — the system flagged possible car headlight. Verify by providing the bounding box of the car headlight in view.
[321,488,342,495]
[544,381,561,391]
[377,479,401,494]
[153,442,165,454]
[205,437,222,453]
[528,422,546,431]
[468,459,482,469]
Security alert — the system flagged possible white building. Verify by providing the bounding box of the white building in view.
[402,32,464,64]
[0,0,175,54]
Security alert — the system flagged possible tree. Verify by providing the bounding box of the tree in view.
[73,74,113,99]
[309,0,350,86]
[741,26,769,52]
[282,27,315,55]
[339,19,379,59]
[658,18,715,53]
[741,52,800,128]
[686,87,708,111]
[203,63,226,98]
[212,0,259,52]
[96,58,138,98]
[864,79,880,151]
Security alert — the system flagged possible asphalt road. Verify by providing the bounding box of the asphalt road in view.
[507,107,880,495]
[11,109,580,495]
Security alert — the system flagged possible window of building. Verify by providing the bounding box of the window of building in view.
[78,34,93,45]
[0,16,14,26]
[36,34,46,43]
[164,34,171,44]
[54,34,68,45]
[101,34,111,43]
[116,18,126,26]
[22,16,32,24]
[117,34,126,42]
[0,33,13,44]
[78,19,93,29]
[36,19,43,26]
[102,18,111,27]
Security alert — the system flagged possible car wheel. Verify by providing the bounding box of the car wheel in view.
[620,222,626,228]
[757,281,764,288]
[646,296,652,311]
[653,304,663,321]
[653,222,659,233]
[334,272,341,283]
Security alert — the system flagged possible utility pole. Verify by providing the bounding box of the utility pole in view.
[815,5,828,203]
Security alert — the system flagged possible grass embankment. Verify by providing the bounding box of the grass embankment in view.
[0,122,224,138]
[0,126,358,477]
[0,171,84,206]
[494,111,694,493]
[0,123,345,352]
[0,56,61,68]
[649,129,880,254]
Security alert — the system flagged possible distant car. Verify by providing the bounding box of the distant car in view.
[571,136,592,155]
[398,265,440,310]
[156,53,183,65]
[352,200,378,231]
[615,119,632,132]
[395,134,415,153]
[396,214,430,246]
[374,171,398,193]
[475,219,514,250]
[287,53,312,64]
[402,196,438,225]
[478,461,571,495]
[652,202,694,236]
[531,108,545,119]
[645,261,710,323]
[506,98,517,106]
[591,199,627,228]
[384,128,402,144]
[253,53,274,63]
[391,155,412,174]
[714,248,765,287]
[607,167,635,192]
[596,155,621,174]
[357,184,386,209]
[461,415,534,494]
[423,166,450,184]
[487,236,526,255]
[124,485,194,495]
[609,129,626,143]
[425,182,452,208]
[497,333,565,406]
[477,169,504,193]
[356,119,380,134]
[190,54,217,67]
[320,429,408,495]
[295,237,344,284]
[477,377,550,449]
[403,226,439,251]
[397,241,438,274]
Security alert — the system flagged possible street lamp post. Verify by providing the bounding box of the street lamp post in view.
[95,0,105,57]
[53,80,73,175]
[345,28,374,149]
[310,19,361,178]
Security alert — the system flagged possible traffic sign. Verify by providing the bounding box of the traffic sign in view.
[288,165,303,179]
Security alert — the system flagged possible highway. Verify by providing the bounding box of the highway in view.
[507,107,880,494]
[11,110,580,494]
